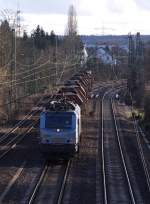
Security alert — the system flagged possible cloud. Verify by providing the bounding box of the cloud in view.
[134,0,150,10]
[105,0,124,13]
[23,13,68,34]
[1,0,150,35]
[0,0,75,14]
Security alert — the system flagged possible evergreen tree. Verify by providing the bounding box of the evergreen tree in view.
[50,30,56,46]
[40,28,46,49]
[0,20,11,32]
[23,30,28,41]
[32,25,42,49]
[32,25,50,49]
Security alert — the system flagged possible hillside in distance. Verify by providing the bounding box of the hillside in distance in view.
[81,35,150,46]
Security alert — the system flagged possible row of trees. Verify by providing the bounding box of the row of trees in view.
[0,5,85,122]
[23,27,60,50]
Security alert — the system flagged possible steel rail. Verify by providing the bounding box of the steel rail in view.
[27,160,71,204]
[0,125,35,160]
[113,89,150,199]
[0,161,26,203]
[0,93,54,146]
[0,97,44,143]
[28,163,49,204]
[111,93,136,204]
[101,88,114,204]
[56,160,71,204]
[101,86,136,204]
[132,111,150,192]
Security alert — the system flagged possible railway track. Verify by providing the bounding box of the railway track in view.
[0,124,35,160]
[101,89,135,203]
[2,81,150,204]
[0,83,110,161]
[0,80,90,202]
[113,94,150,203]
[0,74,96,203]
[0,95,50,201]
[132,109,150,192]
[0,93,52,144]
[101,87,150,203]
[28,160,71,204]
[0,94,53,160]
[96,83,124,204]
[0,137,71,203]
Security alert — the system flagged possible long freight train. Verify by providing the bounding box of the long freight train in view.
[39,70,93,158]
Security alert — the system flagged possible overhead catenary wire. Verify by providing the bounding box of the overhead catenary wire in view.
[16,52,47,67]
[0,58,81,107]
[16,48,66,68]
[0,27,83,111]
[0,60,12,70]
[1,64,83,109]
[0,59,51,77]
[0,58,80,78]
[0,61,80,86]
[0,63,80,89]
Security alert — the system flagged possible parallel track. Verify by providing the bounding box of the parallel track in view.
[0,94,52,145]
[113,94,150,203]
[101,89,136,203]
[132,110,150,192]
[0,95,53,159]
[111,93,136,203]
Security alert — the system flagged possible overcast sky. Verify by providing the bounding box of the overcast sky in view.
[0,0,150,35]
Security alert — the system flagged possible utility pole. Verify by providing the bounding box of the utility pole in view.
[135,32,145,106]
[11,9,19,113]
[8,28,15,120]
[13,28,17,111]
[55,35,58,86]
[128,33,135,92]
[127,32,144,106]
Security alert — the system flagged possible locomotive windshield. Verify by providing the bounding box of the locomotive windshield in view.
[45,112,74,129]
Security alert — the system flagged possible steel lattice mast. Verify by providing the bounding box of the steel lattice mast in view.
[127,32,145,106]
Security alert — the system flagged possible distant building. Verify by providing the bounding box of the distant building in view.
[96,46,113,64]
[85,42,128,65]
[80,45,88,65]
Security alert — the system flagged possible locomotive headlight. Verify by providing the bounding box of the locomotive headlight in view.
[56,129,60,132]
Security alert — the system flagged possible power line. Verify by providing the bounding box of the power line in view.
[0,59,80,83]
[0,62,80,87]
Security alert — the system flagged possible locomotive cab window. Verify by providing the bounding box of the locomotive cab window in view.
[44,112,75,129]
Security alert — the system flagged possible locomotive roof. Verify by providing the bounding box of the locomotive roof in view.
[45,100,76,111]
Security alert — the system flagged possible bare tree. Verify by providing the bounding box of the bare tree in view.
[0,9,22,120]
[0,20,12,67]
[64,5,83,74]
[65,5,78,36]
